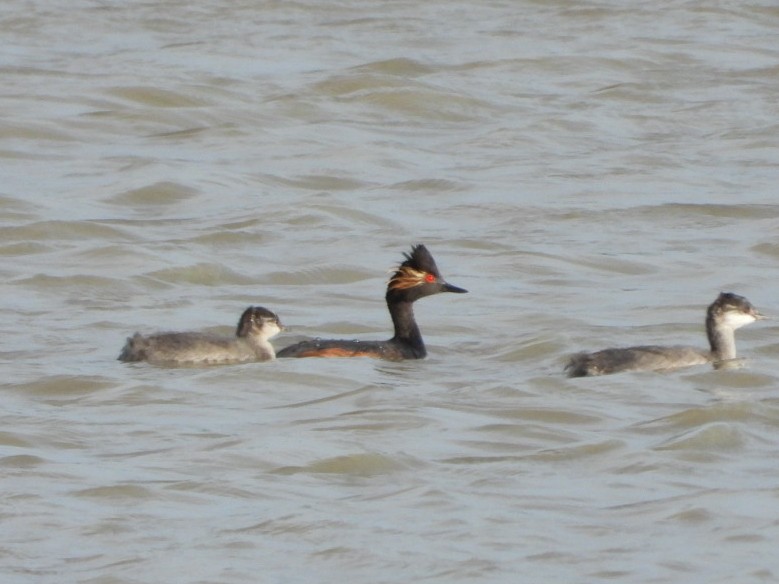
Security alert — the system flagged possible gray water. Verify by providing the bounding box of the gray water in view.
[3,1,779,582]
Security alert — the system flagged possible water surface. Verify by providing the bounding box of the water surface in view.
[2,1,779,582]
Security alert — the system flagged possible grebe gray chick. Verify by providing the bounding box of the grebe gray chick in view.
[118,306,283,365]
[566,292,765,377]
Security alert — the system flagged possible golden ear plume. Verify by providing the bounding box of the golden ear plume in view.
[388,266,428,290]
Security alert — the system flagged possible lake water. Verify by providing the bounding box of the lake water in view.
[2,1,779,582]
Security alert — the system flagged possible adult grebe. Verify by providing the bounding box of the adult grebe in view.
[118,306,283,365]
[276,244,467,360]
[566,292,765,377]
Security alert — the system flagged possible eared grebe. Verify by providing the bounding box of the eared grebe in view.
[565,292,764,377]
[118,306,283,365]
[276,244,467,360]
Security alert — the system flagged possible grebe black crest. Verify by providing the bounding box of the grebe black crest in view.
[276,244,467,360]
[118,306,284,366]
[566,292,765,377]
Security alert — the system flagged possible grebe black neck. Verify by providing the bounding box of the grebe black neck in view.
[384,244,466,356]
[387,300,425,357]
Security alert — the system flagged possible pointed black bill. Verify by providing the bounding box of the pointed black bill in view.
[442,282,467,294]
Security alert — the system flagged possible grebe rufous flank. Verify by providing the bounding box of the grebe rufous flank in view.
[118,306,284,365]
[565,292,765,377]
[276,244,467,360]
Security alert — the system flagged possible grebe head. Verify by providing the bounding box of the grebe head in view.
[707,292,764,330]
[386,244,467,303]
[236,306,284,338]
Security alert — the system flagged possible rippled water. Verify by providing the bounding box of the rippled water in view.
[3,1,779,582]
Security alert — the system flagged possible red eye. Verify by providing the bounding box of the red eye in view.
[424,273,436,283]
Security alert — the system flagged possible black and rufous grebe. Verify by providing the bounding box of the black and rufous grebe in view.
[118,306,283,365]
[276,244,467,360]
[566,292,765,377]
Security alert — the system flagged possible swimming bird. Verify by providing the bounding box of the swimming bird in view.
[566,292,764,377]
[118,306,283,365]
[276,244,467,360]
